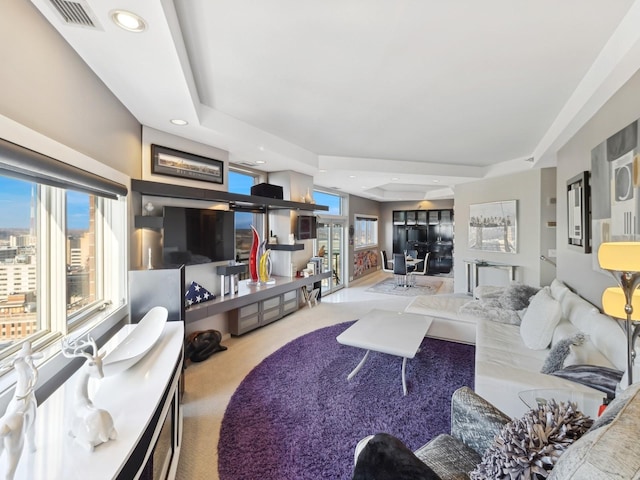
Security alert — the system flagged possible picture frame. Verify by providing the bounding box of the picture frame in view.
[590,120,638,270]
[468,200,517,253]
[567,171,591,253]
[151,144,223,184]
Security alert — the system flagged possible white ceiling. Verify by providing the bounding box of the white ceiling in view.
[29,0,640,201]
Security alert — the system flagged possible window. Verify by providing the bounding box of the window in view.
[0,141,127,361]
[354,215,378,249]
[313,190,342,215]
[229,169,262,277]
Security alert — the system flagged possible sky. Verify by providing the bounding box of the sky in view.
[0,177,89,230]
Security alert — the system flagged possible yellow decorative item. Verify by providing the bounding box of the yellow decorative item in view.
[598,241,640,386]
[259,249,273,283]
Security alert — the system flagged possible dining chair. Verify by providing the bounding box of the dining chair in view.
[392,253,409,287]
[380,250,394,273]
[408,252,430,286]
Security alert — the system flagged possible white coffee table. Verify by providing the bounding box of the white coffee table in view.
[336,309,433,395]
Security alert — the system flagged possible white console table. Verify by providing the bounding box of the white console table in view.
[2,322,184,480]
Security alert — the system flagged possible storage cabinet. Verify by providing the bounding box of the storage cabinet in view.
[229,289,300,335]
[392,209,454,274]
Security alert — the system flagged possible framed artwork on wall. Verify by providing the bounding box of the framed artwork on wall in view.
[151,144,223,184]
[468,200,517,253]
[567,171,591,253]
[590,120,640,271]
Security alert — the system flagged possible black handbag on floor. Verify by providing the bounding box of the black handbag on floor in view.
[185,329,227,362]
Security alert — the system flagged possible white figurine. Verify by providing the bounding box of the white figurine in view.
[61,336,117,451]
[0,341,42,480]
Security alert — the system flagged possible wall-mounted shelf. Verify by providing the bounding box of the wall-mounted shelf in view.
[131,179,328,212]
[267,243,305,251]
[134,215,164,229]
[216,264,249,275]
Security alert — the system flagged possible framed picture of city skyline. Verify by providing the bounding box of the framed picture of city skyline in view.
[468,200,518,253]
[151,144,223,184]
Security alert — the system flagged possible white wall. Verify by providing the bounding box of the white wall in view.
[556,69,640,306]
[540,168,558,286]
[0,1,141,178]
[453,169,552,293]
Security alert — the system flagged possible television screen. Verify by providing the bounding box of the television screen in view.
[162,207,235,265]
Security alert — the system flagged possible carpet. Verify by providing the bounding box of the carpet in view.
[218,321,475,480]
[366,276,444,297]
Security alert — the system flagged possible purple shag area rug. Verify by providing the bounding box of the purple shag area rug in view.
[218,321,475,480]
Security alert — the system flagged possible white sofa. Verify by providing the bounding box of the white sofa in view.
[406,279,629,419]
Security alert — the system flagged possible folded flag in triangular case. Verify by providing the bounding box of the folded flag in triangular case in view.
[185,281,215,306]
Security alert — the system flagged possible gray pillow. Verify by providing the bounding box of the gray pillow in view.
[540,333,585,374]
[470,400,593,480]
[498,284,540,311]
[459,298,521,325]
[550,364,623,398]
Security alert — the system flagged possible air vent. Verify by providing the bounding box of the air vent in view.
[236,162,256,167]
[49,0,100,28]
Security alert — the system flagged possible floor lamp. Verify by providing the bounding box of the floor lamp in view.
[598,242,640,387]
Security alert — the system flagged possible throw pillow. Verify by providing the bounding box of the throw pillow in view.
[470,400,593,480]
[498,284,541,311]
[540,333,585,374]
[459,298,522,325]
[563,338,613,369]
[550,364,623,398]
[185,281,215,307]
[519,287,562,350]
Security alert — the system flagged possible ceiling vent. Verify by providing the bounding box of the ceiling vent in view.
[48,0,101,29]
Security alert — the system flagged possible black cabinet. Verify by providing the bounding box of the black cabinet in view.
[392,209,454,274]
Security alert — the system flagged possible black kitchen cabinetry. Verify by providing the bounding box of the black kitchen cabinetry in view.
[392,209,454,274]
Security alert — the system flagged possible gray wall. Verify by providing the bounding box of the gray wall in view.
[453,169,552,293]
[0,1,141,178]
[556,69,640,306]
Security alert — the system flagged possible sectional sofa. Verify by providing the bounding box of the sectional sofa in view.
[405,279,628,418]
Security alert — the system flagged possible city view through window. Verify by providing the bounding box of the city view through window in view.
[0,176,95,346]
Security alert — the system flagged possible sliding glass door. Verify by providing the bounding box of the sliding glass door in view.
[316,220,345,295]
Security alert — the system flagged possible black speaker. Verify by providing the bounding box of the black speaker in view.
[250,183,284,199]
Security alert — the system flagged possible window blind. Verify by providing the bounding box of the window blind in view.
[0,137,127,199]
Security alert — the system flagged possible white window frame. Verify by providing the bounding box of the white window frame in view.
[0,115,129,406]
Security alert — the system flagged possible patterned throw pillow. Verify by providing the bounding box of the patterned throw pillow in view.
[540,333,586,374]
[185,281,215,307]
[550,364,623,398]
[470,400,593,480]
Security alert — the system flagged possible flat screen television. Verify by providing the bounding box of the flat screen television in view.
[162,206,235,266]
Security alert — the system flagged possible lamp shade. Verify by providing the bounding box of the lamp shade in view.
[598,242,640,272]
[602,286,640,321]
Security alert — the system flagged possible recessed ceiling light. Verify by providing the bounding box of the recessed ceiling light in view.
[349,175,356,178]
[170,119,188,126]
[258,146,265,152]
[318,169,327,173]
[391,177,399,181]
[255,160,266,164]
[433,179,440,183]
[111,10,146,32]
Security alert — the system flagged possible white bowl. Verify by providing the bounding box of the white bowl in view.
[102,306,168,376]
